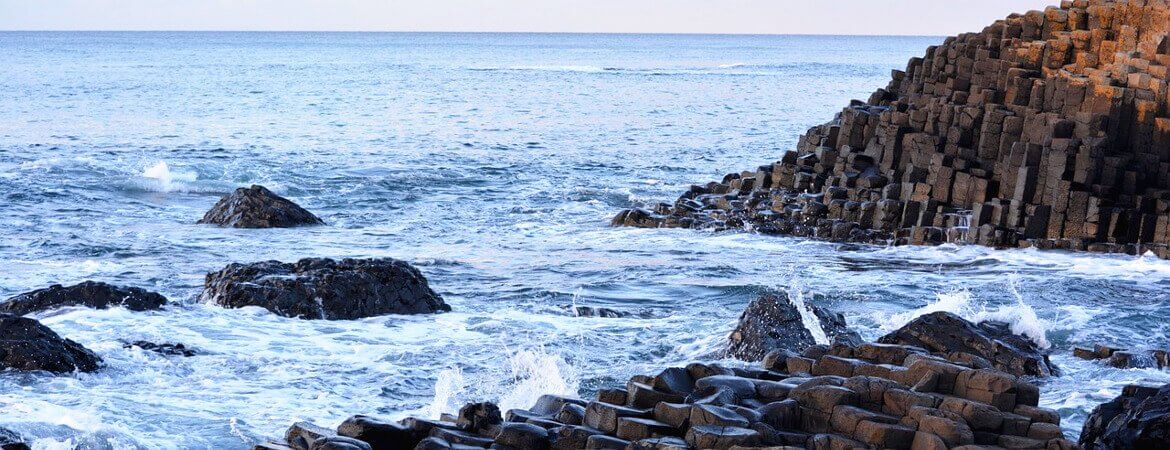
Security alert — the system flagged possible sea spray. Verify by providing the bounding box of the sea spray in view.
[497,350,579,413]
[876,279,1053,349]
[141,161,197,193]
[788,280,830,346]
[427,366,466,419]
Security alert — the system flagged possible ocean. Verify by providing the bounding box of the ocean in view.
[1,31,1168,449]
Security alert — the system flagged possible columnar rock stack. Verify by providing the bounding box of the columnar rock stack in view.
[261,341,1077,450]
[615,0,1170,257]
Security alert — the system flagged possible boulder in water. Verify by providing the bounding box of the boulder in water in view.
[0,313,101,373]
[1081,383,1170,449]
[0,281,167,316]
[877,311,1058,377]
[726,293,860,361]
[200,258,450,320]
[198,185,324,228]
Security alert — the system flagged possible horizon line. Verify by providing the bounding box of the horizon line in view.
[0,29,945,38]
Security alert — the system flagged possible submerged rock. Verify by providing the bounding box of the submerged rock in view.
[123,341,197,357]
[0,313,101,373]
[0,281,167,316]
[1081,383,1170,449]
[0,428,29,450]
[877,311,1057,377]
[726,293,860,362]
[1074,344,1168,370]
[198,185,324,228]
[201,258,450,320]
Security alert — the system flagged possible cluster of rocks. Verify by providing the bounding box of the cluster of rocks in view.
[0,257,447,376]
[615,0,1170,258]
[1074,344,1169,370]
[259,342,1074,449]
[258,293,1084,450]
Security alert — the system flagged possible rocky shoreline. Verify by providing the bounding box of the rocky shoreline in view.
[250,294,1112,450]
[615,0,1170,259]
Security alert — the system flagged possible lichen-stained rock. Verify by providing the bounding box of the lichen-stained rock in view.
[726,293,861,362]
[1081,383,1170,450]
[1,281,167,316]
[0,313,101,373]
[200,257,450,320]
[613,0,1170,259]
[877,311,1057,377]
[198,185,324,228]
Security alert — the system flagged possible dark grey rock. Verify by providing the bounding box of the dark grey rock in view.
[0,313,101,373]
[0,428,29,450]
[1081,383,1170,450]
[1,281,166,316]
[198,185,324,228]
[877,311,1058,377]
[201,257,450,320]
[124,341,197,357]
[726,293,860,361]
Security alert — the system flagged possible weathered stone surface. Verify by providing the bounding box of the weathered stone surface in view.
[336,415,419,450]
[0,281,167,316]
[0,313,101,373]
[198,185,323,228]
[727,293,860,361]
[1081,383,1170,449]
[612,0,1170,260]
[878,312,1057,377]
[200,257,449,320]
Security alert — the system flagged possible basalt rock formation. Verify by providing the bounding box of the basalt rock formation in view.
[262,338,1077,450]
[616,0,1170,258]
[726,293,860,362]
[0,281,167,316]
[200,258,450,320]
[198,185,324,228]
[1080,383,1170,449]
[0,313,101,373]
[1074,343,1170,369]
[879,312,1059,377]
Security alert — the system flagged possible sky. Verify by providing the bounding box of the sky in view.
[0,0,1059,35]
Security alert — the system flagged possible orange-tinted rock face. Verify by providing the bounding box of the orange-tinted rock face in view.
[616,0,1170,257]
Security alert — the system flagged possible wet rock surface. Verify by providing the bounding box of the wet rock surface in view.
[200,257,450,320]
[262,334,1078,450]
[123,341,198,357]
[198,185,324,228]
[0,313,101,373]
[614,0,1170,259]
[878,311,1058,377]
[1074,343,1169,369]
[1081,383,1170,449]
[0,428,29,450]
[0,281,167,316]
[726,293,860,362]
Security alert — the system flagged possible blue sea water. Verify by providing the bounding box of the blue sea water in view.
[1,32,1169,449]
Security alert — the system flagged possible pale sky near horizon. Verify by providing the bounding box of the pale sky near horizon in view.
[1,1,1058,36]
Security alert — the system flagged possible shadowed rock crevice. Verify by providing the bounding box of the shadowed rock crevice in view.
[198,185,324,228]
[200,257,450,320]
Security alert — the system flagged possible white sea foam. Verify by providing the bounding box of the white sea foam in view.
[788,282,830,345]
[427,366,466,419]
[141,161,198,193]
[496,350,580,413]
